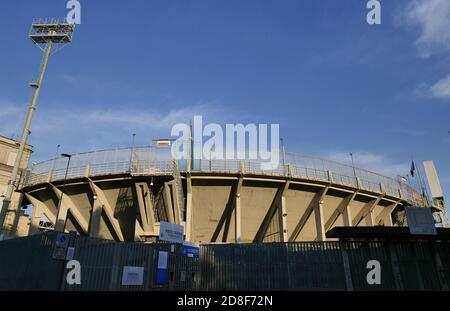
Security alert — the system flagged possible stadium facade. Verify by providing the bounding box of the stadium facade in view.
[19,146,429,243]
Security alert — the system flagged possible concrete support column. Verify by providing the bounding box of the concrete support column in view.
[24,193,56,232]
[278,193,288,242]
[29,204,43,235]
[289,186,329,242]
[89,197,102,237]
[52,185,89,234]
[342,200,353,227]
[364,210,375,226]
[55,205,68,232]
[314,199,326,241]
[163,182,175,223]
[185,175,193,241]
[353,196,382,227]
[171,181,182,225]
[235,177,243,243]
[87,180,124,241]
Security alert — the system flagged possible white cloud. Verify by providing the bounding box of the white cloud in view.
[429,74,450,99]
[326,151,409,178]
[0,100,26,138]
[0,98,225,161]
[403,0,450,58]
[85,105,213,130]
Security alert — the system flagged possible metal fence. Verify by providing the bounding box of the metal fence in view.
[0,233,449,291]
[23,146,426,206]
[0,233,65,290]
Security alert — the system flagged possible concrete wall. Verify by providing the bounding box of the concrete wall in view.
[0,135,33,237]
[21,172,406,243]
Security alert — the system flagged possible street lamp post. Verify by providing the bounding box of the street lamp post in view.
[54,153,71,232]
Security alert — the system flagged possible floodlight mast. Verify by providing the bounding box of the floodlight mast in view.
[0,18,74,237]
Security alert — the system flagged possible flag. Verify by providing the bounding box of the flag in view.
[410,161,415,177]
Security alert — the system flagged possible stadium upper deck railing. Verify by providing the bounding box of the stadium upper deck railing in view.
[22,146,427,206]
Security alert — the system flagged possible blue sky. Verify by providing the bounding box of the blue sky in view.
[0,0,449,201]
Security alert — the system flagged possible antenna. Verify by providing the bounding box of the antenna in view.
[0,18,75,236]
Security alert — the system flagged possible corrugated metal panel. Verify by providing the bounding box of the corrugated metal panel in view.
[1,233,449,291]
[0,232,63,290]
[286,242,346,291]
[60,238,199,291]
[393,241,441,290]
[344,241,396,291]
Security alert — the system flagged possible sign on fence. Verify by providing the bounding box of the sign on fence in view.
[156,251,169,285]
[121,266,144,286]
[159,221,184,243]
[182,241,199,258]
[52,233,70,260]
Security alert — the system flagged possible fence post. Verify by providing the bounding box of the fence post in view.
[387,241,404,290]
[109,243,121,290]
[339,240,353,291]
[327,170,334,183]
[356,177,362,189]
[84,164,91,177]
[285,243,293,290]
[429,241,449,290]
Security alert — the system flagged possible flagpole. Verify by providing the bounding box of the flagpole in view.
[416,164,429,206]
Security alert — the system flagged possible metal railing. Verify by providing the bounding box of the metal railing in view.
[22,146,427,206]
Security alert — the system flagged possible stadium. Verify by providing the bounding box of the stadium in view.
[20,146,427,243]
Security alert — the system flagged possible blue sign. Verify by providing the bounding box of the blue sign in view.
[182,242,199,258]
[156,251,168,285]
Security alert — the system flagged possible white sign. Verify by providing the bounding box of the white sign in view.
[121,266,144,286]
[159,221,184,243]
[405,207,437,235]
[158,251,168,269]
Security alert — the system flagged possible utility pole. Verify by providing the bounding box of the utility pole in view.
[0,18,74,236]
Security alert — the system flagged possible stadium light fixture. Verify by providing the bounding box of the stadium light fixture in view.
[0,18,75,236]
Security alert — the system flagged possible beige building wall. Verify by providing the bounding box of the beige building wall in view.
[0,135,33,237]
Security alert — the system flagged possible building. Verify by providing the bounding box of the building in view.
[20,145,428,243]
[0,135,33,237]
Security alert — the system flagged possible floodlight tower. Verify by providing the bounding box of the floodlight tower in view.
[0,18,74,237]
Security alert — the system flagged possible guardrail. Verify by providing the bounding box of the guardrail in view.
[22,146,427,206]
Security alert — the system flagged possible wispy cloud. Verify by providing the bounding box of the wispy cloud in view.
[326,151,409,177]
[0,98,225,161]
[402,0,450,58]
[0,100,26,138]
[429,74,450,100]
[85,105,214,130]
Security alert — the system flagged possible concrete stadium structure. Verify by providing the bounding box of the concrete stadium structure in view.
[19,147,428,243]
